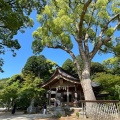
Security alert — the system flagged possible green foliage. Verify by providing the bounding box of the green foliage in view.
[56,113,62,118]
[22,56,40,77]
[93,72,120,99]
[32,0,120,55]
[62,58,77,75]
[102,57,120,75]
[7,74,24,85]
[0,73,46,110]
[0,0,46,72]
[22,55,57,80]
[62,59,105,77]
[17,74,46,109]
[0,78,9,90]
[115,85,120,100]
[105,28,114,37]
[0,81,20,109]
[0,75,23,109]
[113,43,120,57]
[32,0,82,53]
[76,112,79,118]
[91,62,105,76]
[0,55,57,109]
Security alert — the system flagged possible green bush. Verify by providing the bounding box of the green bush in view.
[56,113,62,118]
[76,112,79,118]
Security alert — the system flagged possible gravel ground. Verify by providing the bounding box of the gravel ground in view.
[0,111,90,120]
[0,111,120,120]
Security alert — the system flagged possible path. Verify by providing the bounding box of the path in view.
[0,112,52,120]
[0,111,90,120]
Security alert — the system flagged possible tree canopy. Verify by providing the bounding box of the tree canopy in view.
[22,55,57,80]
[62,58,77,75]
[0,0,46,72]
[0,78,9,90]
[32,0,120,56]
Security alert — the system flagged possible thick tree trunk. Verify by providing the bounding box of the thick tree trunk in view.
[81,78,96,100]
[79,59,96,100]
[80,67,96,118]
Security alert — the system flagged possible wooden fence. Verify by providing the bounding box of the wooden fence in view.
[79,100,119,120]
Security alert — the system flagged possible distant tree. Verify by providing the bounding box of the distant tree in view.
[91,62,105,76]
[18,73,46,109]
[0,0,46,72]
[22,55,57,80]
[7,74,24,85]
[62,58,77,75]
[0,81,20,110]
[115,85,120,100]
[22,56,39,77]
[0,78,9,90]
[32,0,120,101]
[0,73,46,110]
[62,59,105,77]
[0,74,24,109]
[102,57,120,75]
[93,72,120,99]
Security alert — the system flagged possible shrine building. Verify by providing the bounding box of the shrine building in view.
[41,67,100,107]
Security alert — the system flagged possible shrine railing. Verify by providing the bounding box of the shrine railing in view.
[79,100,120,120]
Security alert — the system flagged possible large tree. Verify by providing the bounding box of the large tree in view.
[32,0,120,101]
[22,55,57,80]
[0,0,46,72]
[62,58,77,75]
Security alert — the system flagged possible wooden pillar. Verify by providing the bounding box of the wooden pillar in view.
[74,85,77,99]
[61,92,64,107]
[67,86,69,106]
[80,90,82,100]
[54,88,58,107]
[56,88,58,99]
[74,85,78,107]
[46,93,48,106]
[75,85,77,91]
[49,88,51,106]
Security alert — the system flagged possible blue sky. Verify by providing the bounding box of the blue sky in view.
[0,11,114,79]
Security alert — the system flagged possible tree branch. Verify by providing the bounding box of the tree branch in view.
[89,21,120,60]
[86,0,97,31]
[113,22,120,31]
[76,22,79,34]
[102,13,120,32]
[46,44,82,79]
[84,32,89,56]
[47,44,76,61]
[107,13,120,25]
[76,0,92,62]
[89,37,111,60]
[79,0,92,38]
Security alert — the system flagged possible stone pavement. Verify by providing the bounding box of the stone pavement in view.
[0,112,52,120]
